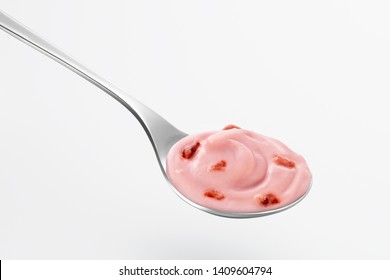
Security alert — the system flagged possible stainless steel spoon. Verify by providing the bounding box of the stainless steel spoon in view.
[0,10,310,218]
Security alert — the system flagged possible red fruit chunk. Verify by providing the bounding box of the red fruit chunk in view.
[256,193,280,207]
[204,189,225,200]
[222,124,241,130]
[209,160,227,171]
[274,155,296,168]
[181,141,200,159]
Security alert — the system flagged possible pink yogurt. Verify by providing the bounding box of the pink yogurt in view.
[166,125,312,213]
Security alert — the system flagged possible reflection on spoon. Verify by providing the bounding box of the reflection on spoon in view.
[0,10,311,218]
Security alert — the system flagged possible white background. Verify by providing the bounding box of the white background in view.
[1,0,389,259]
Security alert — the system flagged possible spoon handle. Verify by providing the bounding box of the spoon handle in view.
[0,10,185,163]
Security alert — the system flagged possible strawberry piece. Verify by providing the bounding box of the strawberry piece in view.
[222,124,241,130]
[274,155,295,168]
[209,160,227,171]
[204,189,225,200]
[255,193,280,207]
[181,141,200,159]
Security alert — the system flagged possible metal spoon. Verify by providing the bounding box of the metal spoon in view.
[0,10,310,218]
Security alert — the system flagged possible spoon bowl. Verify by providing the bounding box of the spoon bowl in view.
[0,10,311,218]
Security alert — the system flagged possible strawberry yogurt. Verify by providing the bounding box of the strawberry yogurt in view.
[166,125,312,213]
